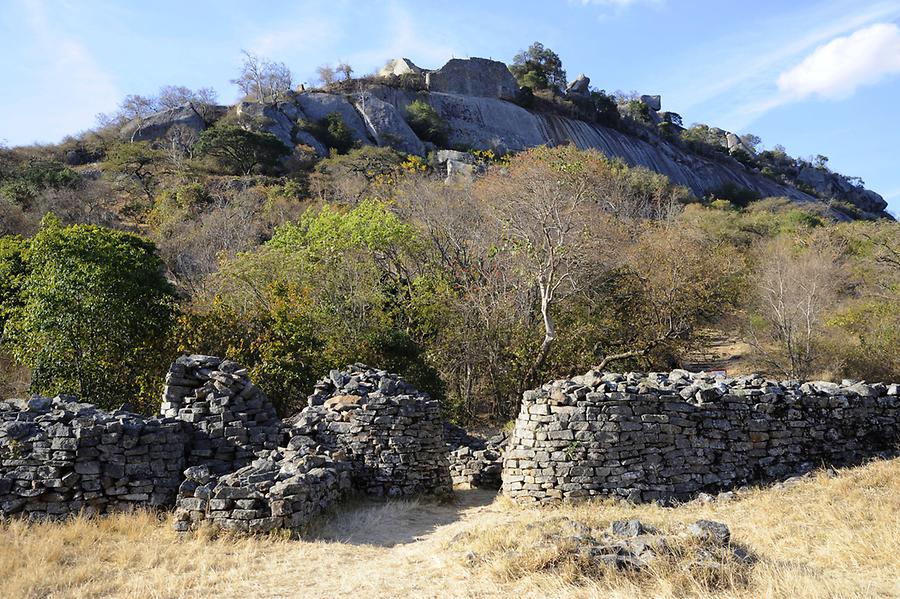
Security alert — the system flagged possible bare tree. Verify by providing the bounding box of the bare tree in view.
[316,64,337,86]
[485,148,600,396]
[231,50,292,103]
[747,236,844,379]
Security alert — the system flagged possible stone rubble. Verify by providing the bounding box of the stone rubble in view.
[444,423,505,489]
[503,369,900,504]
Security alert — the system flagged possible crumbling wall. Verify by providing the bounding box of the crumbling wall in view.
[285,364,453,498]
[503,370,900,504]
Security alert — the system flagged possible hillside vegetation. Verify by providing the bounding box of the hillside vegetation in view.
[0,44,898,422]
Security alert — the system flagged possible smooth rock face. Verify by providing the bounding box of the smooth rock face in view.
[353,92,425,156]
[294,92,372,144]
[236,101,295,148]
[425,57,519,99]
[120,103,214,143]
[502,369,900,504]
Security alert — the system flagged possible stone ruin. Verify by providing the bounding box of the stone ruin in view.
[503,369,900,504]
[0,356,452,534]
[3,356,899,532]
[0,396,188,519]
[444,423,505,489]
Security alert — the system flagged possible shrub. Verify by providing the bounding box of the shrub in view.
[404,100,449,146]
[2,216,176,410]
[709,182,761,208]
[300,112,356,155]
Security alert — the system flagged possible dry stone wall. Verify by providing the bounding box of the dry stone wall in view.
[284,364,452,498]
[0,396,188,519]
[444,424,505,489]
[161,355,281,475]
[503,370,900,504]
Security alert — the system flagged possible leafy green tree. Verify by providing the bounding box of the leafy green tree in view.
[0,158,80,205]
[194,122,289,175]
[0,235,27,334]
[300,112,356,155]
[2,216,177,410]
[509,42,567,91]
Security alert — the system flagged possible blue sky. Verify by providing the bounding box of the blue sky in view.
[1,0,899,213]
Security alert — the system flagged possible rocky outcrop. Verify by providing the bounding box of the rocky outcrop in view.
[293,92,371,144]
[120,103,224,143]
[502,369,900,504]
[354,92,425,156]
[115,56,890,218]
[640,94,662,111]
[425,58,519,99]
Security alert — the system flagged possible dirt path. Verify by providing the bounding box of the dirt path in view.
[228,489,511,599]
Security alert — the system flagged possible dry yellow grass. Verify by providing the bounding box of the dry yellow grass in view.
[1,457,899,599]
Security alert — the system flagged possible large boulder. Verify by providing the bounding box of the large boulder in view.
[353,93,425,156]
[235,101,295,148]
[425,57,519,99]
[294,92,372,144]
[566,74,591,96]
[120,103,221,143]
[640,94,662,111]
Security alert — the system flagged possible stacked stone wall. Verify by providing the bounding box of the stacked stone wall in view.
[0,396,188,519]
[503,370,900,503]
[285,364,452,498]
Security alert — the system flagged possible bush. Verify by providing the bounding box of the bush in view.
[404,100,449,146]
[709,182,761,208]
[2,216,176,410]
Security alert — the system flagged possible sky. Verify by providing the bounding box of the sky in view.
[1,0,899,214]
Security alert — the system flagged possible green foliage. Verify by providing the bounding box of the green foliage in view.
[590,91,619,127]
[404,100,449,146]
[0,235,27,334]
[102,141,163,200]
[510,41,567,91]
[187,200,440,414]
[0,158,80,205]
[2,216,176,410]
[300,112,355,155]
[194,122,289,175]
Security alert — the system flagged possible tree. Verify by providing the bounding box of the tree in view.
[157,85,218,110]
[336,62,354,80]
[510,41,567,91]
[739,133,762,153]
[102,141,163,200]
[404,100,448,145]
[746,235,844,379]
[316,64,337,86]
[231,50,292,103]
[0,235,27,336]
[484,146,601,397]
[2,216,176,410]
[194,122,289,175]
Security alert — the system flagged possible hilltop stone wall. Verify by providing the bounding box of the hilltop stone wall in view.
[503,370,900,504]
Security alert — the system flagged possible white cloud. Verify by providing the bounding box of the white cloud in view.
[777,22,900,100]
